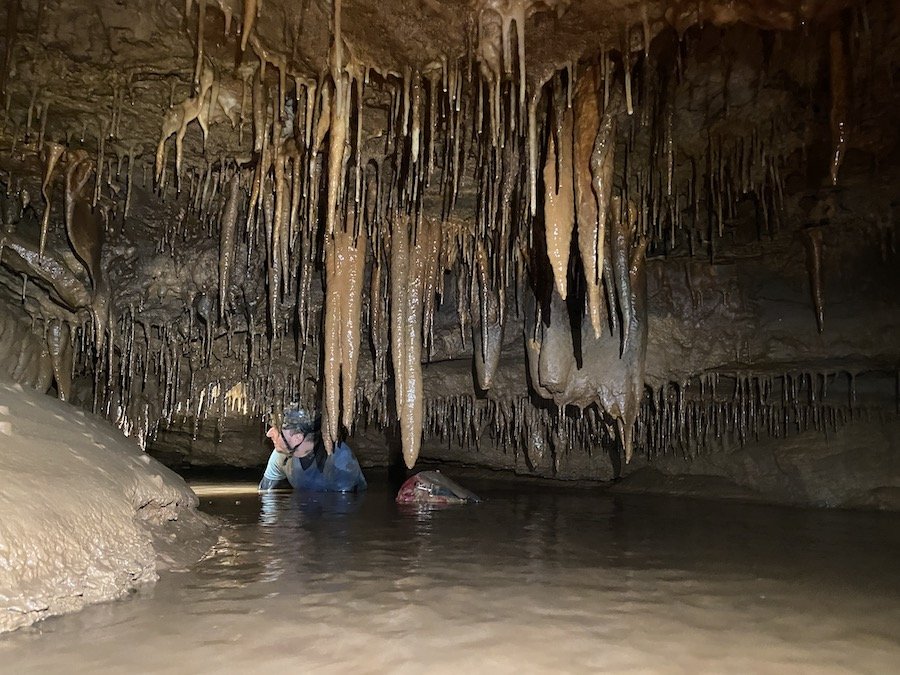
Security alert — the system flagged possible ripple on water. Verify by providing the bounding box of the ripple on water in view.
[1,482,898,674]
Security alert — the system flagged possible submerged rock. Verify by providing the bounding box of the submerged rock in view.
[396,470,481,505]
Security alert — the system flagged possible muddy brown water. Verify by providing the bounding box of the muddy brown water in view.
[2,475,899,673]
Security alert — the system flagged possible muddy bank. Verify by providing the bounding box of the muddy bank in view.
[0,380,218,633]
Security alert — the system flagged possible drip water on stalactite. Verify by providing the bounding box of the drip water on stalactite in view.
[0,0,897,472]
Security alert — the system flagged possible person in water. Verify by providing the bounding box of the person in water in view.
[258,405,367,493]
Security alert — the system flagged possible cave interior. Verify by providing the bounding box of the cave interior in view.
[0,0,897,501]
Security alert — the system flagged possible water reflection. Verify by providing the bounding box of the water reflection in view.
[287,489,366,518]
[260,490,366,523]
[258,491,281,526]
[245,484,900,592]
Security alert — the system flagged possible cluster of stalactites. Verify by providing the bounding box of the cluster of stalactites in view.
[146,16,805,466]
[0,0,883,470]
[423,393,615,464]
[80,299,322,449]
[44,3,853,460]
[0,142,121,418]
[417,369,895,470]
[637,372,888,459]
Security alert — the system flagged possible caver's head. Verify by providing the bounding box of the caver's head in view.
[267,404,320,455]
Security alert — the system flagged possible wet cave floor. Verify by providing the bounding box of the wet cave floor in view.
[1,474,899,673]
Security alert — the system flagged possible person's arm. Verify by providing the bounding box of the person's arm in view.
[259,449,289,491]
[327,443,367,491]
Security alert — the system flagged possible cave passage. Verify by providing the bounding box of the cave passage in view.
[1,0,899,649]
[0,0,897,485]
[1,478,899,672]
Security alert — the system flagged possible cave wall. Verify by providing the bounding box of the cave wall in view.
[0,296,53,391]
[619,418,900,509]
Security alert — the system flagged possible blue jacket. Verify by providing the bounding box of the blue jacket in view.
[260,442,367,493]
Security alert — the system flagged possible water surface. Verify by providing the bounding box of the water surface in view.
[2,477,898,673]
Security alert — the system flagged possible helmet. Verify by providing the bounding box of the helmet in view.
[281,404,320,435]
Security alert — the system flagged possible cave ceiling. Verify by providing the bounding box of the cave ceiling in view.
[0,0,897,470]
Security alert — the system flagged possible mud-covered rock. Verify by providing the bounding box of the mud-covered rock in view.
[0,380,218,633]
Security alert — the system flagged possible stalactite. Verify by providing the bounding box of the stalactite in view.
[155,64,215,186]
[420,217,443,360]
[39,142,65,257]
[270,132,289,336]
[543,100,575,300]
[121,149,135,219]
[623,53,633,116]
[391,215,425,468]
[325,73,350,242]
[472,238,504,390]
[370,256,389,383]
[535,288,575,395]
[240,0,258,54]
[322,232,341,450]
[527,83,541,216]
[574,66,607,339]
[262,180,278,338]
[610,196,637,354]
[64,151,98,285]
[194,0,207,88]
[45,318,72,401]
[612,202,647,462]
[340,222,367,432]
[322,215,368,449]
[251,64,266,155]
[219,173,240,320]
[93,120,108,208]
[59,166,111,349]
[0,0,19,97]
[286,151,302,270]
[802,226,825,333]
[324,0,351,245]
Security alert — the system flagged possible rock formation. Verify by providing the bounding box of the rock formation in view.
[0,380,217,633]
[0,0,896,495]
